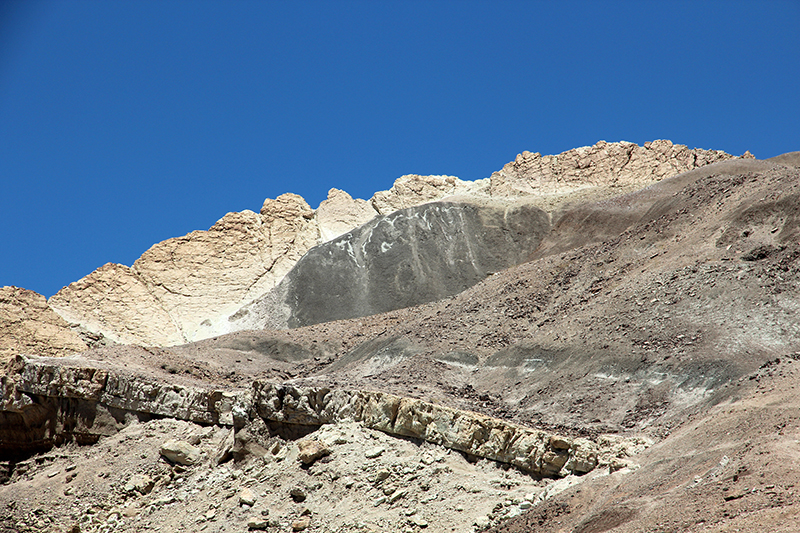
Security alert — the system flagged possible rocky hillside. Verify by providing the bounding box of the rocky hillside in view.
[3,141,797,533]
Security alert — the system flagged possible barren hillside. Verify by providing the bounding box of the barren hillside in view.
[2,143,798,533]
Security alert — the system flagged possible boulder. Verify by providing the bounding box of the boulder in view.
[159,439,201,465]
[296,438,331,465]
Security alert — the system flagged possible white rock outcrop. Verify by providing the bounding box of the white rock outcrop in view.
[315,188,378,243]
[369,174,490,215]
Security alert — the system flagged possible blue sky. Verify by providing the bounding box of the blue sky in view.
[1,0,798,298]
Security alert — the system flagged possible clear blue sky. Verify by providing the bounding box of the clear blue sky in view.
[1,0,798,298]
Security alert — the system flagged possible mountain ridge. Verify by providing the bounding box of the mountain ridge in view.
[6,140,747,352]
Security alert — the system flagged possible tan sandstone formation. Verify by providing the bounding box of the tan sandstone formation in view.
[47,263,184,346]
[0,287,87,363]
[46,141,746,348]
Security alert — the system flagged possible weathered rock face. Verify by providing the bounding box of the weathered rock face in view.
[252,382,607,477]
[132,196,319,343]
[488,139,743,197]
[0,287,87,363]
[45,141,744,348]
[48,263,184,346]
[49,195,320,345]
[230,198,551,330]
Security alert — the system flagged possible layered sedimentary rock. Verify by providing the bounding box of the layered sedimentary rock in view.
[0,287,87,363]
[230,198,551,330]
[0,354,635,477]
[45,141,744,347]
[252,382,601,476]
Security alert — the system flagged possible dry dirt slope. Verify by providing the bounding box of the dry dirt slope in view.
[1,152,799,533]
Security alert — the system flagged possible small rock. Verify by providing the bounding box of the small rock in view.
[247,518,269,530]
[297,438,331,465]
[389,489,408,503]
[474,515,491,528]
[365,447,385,459]
[47,470,59,478]
[215,428,235,465]
[239,488,256,507]
[154,495,177,506]
[549,435,572,450]
[370,469,391,483]
[290,487,307,502]
[124,474,154,495]
[291,516,311,531]
[411,516,428,528]
[519,500,532,510]
[160,439,201,466]
[205,510,216,521]
[374,496,387,506]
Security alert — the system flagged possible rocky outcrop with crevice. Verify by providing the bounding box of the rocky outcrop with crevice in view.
[0,355,647,477]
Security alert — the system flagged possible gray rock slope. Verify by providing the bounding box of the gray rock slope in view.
[230,198,550,330]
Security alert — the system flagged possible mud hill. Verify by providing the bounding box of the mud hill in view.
[3,142,800,533]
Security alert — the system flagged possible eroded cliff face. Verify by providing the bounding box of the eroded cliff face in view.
[44,140,745,348]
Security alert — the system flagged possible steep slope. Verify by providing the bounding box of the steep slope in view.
[230,198,550,330]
